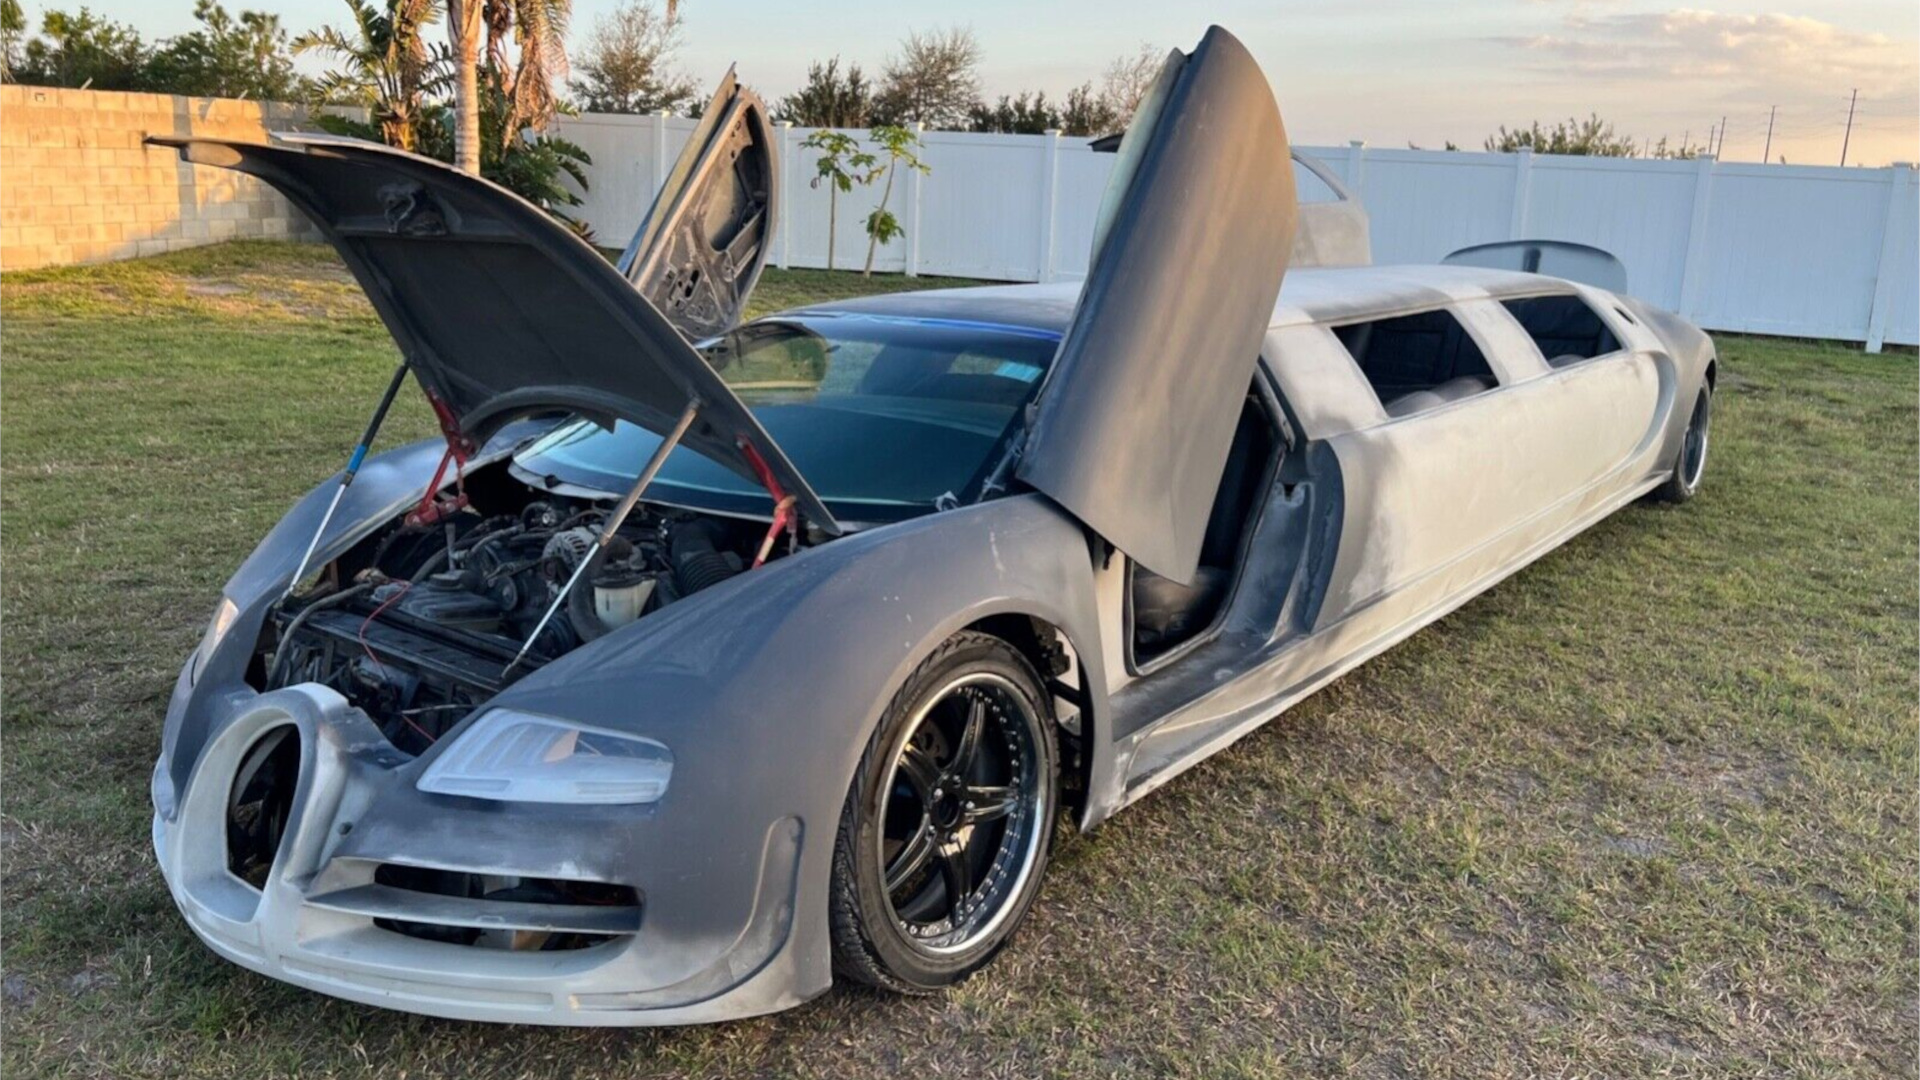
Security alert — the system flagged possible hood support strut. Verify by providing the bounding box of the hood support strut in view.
[505,400,702,676]
[285,362,410,598]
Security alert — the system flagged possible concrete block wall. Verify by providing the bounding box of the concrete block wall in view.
[0,85,324,271]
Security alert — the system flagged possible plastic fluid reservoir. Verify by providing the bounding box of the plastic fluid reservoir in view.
[593,571,656,630]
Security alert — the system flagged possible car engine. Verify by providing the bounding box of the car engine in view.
[254,466,772,753]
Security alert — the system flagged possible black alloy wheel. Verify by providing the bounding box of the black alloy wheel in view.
[830,631,1059,992]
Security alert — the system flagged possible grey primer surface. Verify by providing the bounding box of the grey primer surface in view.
[146,25,1717,1025]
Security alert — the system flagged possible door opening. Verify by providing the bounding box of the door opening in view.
[1128,392,1278,667]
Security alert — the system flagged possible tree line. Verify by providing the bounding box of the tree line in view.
[0,0,1166,242]
[1,0,306,99]
[1477,115,1704,160]
[0,3,1161,136]
[0,0,1706,244]
[0,0,1720,155]
[770,30,1162,137]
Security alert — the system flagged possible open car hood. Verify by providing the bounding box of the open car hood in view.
[1017,26,1297,582]
[150,129,839,535]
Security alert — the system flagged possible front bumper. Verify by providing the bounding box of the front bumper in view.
[151,681,813,1026]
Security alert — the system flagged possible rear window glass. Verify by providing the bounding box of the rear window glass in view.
[1502,295,1621,369]
[1332,308,1497,417]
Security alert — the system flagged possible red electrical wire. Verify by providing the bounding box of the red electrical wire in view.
[357,580,439,747]
[400,714,439,748]
[358,579,411,680]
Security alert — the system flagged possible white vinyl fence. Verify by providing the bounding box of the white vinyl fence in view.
[557,112,1919,351]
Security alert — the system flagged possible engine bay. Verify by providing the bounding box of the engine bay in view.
[252,461,790,753]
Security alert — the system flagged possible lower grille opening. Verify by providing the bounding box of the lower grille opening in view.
[226,725,301,888]
[368,864,640,951]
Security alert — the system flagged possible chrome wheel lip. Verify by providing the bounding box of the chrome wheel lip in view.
[875,671,1050,958]
[1682,391,1711,489]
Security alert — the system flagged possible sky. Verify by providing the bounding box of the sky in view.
[52,0,1920,166]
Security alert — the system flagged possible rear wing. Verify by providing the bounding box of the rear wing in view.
[1443,240,1628,292]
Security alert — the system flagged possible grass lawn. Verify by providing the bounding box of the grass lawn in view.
[2,240,1914,1079]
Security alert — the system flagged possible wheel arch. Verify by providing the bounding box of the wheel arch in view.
[962,612,1098,827]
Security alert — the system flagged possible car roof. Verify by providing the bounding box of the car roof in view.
[796,265,1599,335]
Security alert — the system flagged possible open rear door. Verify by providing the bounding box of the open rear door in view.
[617,68,777,340]
[1016,26,1297,583]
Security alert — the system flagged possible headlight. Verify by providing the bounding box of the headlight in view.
[416,709,673,805]
[188,597,240,686]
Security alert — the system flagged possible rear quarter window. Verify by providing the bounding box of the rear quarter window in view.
[1501,295,1621,369]
[1331,307,1498,418]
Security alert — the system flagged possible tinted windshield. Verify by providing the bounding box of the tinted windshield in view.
[513,313,1060,522]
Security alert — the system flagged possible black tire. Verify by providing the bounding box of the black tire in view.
[1652,386,1711,504]
[830,631,1059,994]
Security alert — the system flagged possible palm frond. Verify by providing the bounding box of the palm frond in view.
[292,25,360,60]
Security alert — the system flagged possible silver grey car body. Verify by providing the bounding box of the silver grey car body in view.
[147,28,1715,1025]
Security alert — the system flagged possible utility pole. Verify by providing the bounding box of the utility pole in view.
[1716,115,1727,158]
[1763,105,1777,164]
[1840,88,1859,166]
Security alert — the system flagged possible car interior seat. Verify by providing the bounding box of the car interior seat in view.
[1131,398,1273,659]
[1383,374,1490,418]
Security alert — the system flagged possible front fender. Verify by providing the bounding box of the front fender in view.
[489,492,1112,808]
[467,493,1112,995]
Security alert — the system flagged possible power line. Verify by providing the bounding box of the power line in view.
[1763,105,1776,163]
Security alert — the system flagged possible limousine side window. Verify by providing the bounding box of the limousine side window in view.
[1332,307,1498,419]
[1501,294,1621,369]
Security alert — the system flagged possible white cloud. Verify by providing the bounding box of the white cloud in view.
[1496,9,1917,102]
[1479,7,1919,160]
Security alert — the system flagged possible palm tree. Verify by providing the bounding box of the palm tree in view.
[489,0,571,146]
[295,0,446,153]
[447,0,482,172]
[447,0,571,174]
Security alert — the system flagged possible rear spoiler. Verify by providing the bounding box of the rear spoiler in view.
[1442,240,1627,293]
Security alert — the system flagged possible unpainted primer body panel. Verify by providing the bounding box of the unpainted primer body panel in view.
[1316,350,1671,621]
[1112,284,1707,801]
[1115,428,1677,801]
[1018,26,1297,584]
[1290,152,1371,269]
